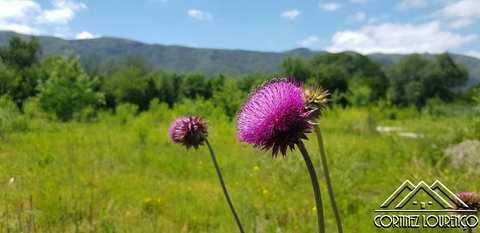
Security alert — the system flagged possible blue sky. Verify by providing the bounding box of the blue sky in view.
[0,0,479,58]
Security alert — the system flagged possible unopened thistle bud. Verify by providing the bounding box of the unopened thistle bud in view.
[303,86,331,120]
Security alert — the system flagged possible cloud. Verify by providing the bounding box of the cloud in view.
[319,3,342,11]
[448,19,474,29]
[0,21,44,35]
[441,0,480,18]
[188,9,212,20]
[396,0,427,10]
[348,12,366,22]
[75,30,100,39]
[299,36,319,47]
[281,9,301,19]
[421,0,479,31]
[465,50,480,59]
[326,21,477,54]
[36,0,86,25]
[0,0,86,38]
[350,0,368,3]
[0,0,41,20]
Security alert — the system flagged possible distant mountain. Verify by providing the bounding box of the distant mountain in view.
[1,31,479,87]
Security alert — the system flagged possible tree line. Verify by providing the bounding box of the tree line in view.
[0,36,478,121]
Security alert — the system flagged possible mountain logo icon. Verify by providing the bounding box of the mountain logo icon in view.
[376,180,473,213]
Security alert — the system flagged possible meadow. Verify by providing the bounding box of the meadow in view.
[1,98,479,233]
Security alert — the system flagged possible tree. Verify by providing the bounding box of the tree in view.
[386,53,469,110]
[308,66,350,106]
[0,61,17,97]
[212,79,245,119]
[0,36,41,69]
[386,54,429,109]
[36,54,104,121]
[0,36,45,109]
[310,53,356,72]
[308,53,387,104]
[179,73,210,100]
[422,53,468,102]
[208,74,226,93]
[155,71,183,107]
[462,84,480,104]
[237,73,268,93]
[312,66,350,93]
[103,55,158,111]
[345,78,373,106]
[280,57,311,82]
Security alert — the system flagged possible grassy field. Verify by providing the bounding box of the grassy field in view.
[1,101,479,232]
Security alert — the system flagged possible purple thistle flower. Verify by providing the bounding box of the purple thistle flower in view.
[236,77,314,157]
[453,191,480,213]
[168,116,209,150]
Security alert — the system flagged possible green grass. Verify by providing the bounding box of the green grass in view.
[1,105,479,232]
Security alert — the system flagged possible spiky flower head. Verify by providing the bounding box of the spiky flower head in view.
[453,191,480,214]
[236,77,314,157]
[168,116,209,150]
[303,86,331,120]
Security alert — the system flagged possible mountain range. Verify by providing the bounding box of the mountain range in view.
[1,31,479,87]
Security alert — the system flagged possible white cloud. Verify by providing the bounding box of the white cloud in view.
[319,3,342,11]
[299,36,319,47]
[0,21,44,35]
[281,9,301,19]
[36,0,86,24]
[396,0,427,10]
[0,0,41,20]
[188,9,212,20]
[441,0,480,18]
[326,21,477,54]
[348,12,366,22]
[0,0,86,38]
[75,30,100,39]
[38,8,78,24]
[350,0,368,3]
[51,0,85,10]
[448,19,474,29]
[465,50,480,59]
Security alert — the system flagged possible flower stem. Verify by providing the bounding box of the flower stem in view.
[467,217,472,233]
[298,141,325,233]
[200,133,245,233]
[313,124,343,233]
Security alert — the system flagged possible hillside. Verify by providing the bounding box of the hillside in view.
[1,31,479,87]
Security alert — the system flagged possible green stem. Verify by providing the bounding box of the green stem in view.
[313,124,343,233]
[467,217,472,233]
[200,133,245,233]
[298,141,325,233]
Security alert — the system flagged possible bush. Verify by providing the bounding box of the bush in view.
[115,103,139,125]
[0,94,29,136]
